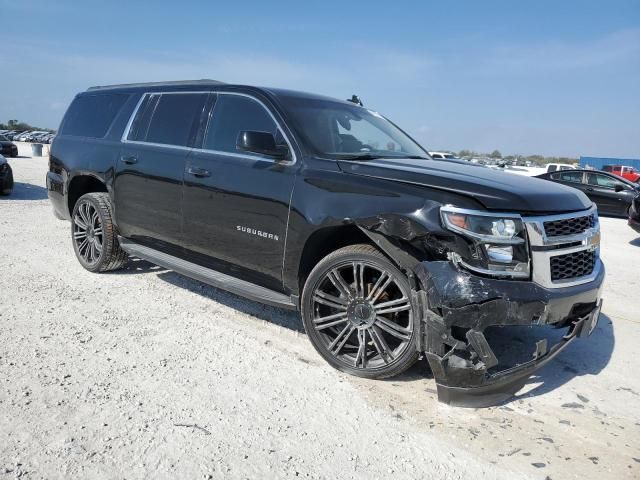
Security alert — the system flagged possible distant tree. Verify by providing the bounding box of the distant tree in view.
[0,119,55,132]
[490,150,502,158]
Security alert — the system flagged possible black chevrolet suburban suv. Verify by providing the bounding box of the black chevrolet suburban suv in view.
[48,80,604,407]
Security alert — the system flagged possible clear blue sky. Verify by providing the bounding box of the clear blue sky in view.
[1,0,638,157]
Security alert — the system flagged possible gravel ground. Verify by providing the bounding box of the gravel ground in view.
[1,145,639,479]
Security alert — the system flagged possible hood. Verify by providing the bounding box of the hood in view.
[337,158,591,213]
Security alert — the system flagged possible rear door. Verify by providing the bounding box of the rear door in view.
[114,91,209,248]
[181,92,298,291]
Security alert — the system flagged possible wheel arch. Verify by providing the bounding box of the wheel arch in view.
[67,174,108,216]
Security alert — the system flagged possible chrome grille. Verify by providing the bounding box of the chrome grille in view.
[550,250,596,281]
[544,214,595,237]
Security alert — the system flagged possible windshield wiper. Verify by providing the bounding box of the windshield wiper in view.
[333,153,385,161]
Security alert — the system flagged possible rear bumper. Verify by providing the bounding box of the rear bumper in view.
[416,260,605,407]
[46,171,69,220]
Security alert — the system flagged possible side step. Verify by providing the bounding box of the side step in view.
[118,237,297,309]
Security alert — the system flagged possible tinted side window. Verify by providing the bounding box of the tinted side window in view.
[558,171,582,183]
[587,173,617,188]
[129,93,208,147]
[204,95,278,154]
[548,165,557,172]
[61,93,129,138]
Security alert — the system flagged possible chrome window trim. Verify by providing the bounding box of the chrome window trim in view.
[121,90,297,165]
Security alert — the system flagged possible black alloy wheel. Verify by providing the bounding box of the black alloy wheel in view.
[302,244,418,379]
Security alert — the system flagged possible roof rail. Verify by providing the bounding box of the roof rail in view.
[87,79,226,91]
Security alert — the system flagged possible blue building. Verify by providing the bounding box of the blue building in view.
[580,156,640,170]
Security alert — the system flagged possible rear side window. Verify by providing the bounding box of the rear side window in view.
[204,94,278,154]
[557,171,583,183]
[61,93,128,138]
[547,165,557,172]
[128,93,208,147]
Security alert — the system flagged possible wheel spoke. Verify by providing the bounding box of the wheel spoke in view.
[79,203,90,225]
[327,269,352,298]
[315,289,348,306]
[78,238,89,257]
[374,297,412,315]
[89,241,97,262]
[314,310,348,324]
[74,231,87,240]
[355,329,368,368]
[94,237,103,253]
[369,325,395,363]
[369,275,393,304]
[366,272,389,301]
[352,262,365,298]
[74,215,87,230]
[328,324,355,354]
[316,317,349,331]
[313,293,348,311]
[375,316,412,341]
[91,210,99,228]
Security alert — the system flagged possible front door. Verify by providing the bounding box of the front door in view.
[114,91,209,248]
[584,172,624,215]
[182,92,298,291]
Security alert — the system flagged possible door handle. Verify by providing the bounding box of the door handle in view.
[586,187,594,192]
[121,156,138,165]
[187,166,211,178]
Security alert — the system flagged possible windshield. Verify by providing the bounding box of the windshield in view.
[278,96,428,160]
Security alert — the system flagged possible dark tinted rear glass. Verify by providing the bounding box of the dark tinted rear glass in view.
[61,93,129,138]
[130,93,208,147]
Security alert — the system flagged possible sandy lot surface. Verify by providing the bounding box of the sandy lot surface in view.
[1,145,639,479]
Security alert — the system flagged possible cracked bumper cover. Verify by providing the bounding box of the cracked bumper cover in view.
[416,260,605,407]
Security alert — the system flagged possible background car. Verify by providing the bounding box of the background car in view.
[537,169,640,216]
[0,134,18,157]
[629,195,640,233]
[603,165,640,183]
[0,154,13,196]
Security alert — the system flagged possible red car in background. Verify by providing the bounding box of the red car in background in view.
[603,165,640,183]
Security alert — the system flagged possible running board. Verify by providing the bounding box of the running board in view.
[118,237,297,309]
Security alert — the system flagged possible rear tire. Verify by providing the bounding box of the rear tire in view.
[301,244,419,379]
[0,167,13,196]
[71,192,128,272]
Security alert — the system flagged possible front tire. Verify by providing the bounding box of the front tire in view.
[71,192,128,272]
[301,244,419,379]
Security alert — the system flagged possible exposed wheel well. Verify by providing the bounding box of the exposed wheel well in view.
[297,225,373,292]
[67,175,108,215]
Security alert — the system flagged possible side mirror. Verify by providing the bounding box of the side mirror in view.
[614,184,625,192]
[237,131,289,160]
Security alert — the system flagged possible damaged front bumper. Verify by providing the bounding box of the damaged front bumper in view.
[415,260,605,408]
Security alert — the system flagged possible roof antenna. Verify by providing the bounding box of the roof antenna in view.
[347,94,363,106]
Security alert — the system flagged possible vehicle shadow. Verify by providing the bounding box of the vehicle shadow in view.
[106,257,167,275]
[389,314,615,399]
[489,314,615,401]
[629,237,640,247]
[0,182,48,200]
[156,270,303,332]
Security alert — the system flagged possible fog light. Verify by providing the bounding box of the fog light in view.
[486,245,513,263]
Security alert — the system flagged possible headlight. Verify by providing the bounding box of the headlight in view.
[440,206,530,278]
